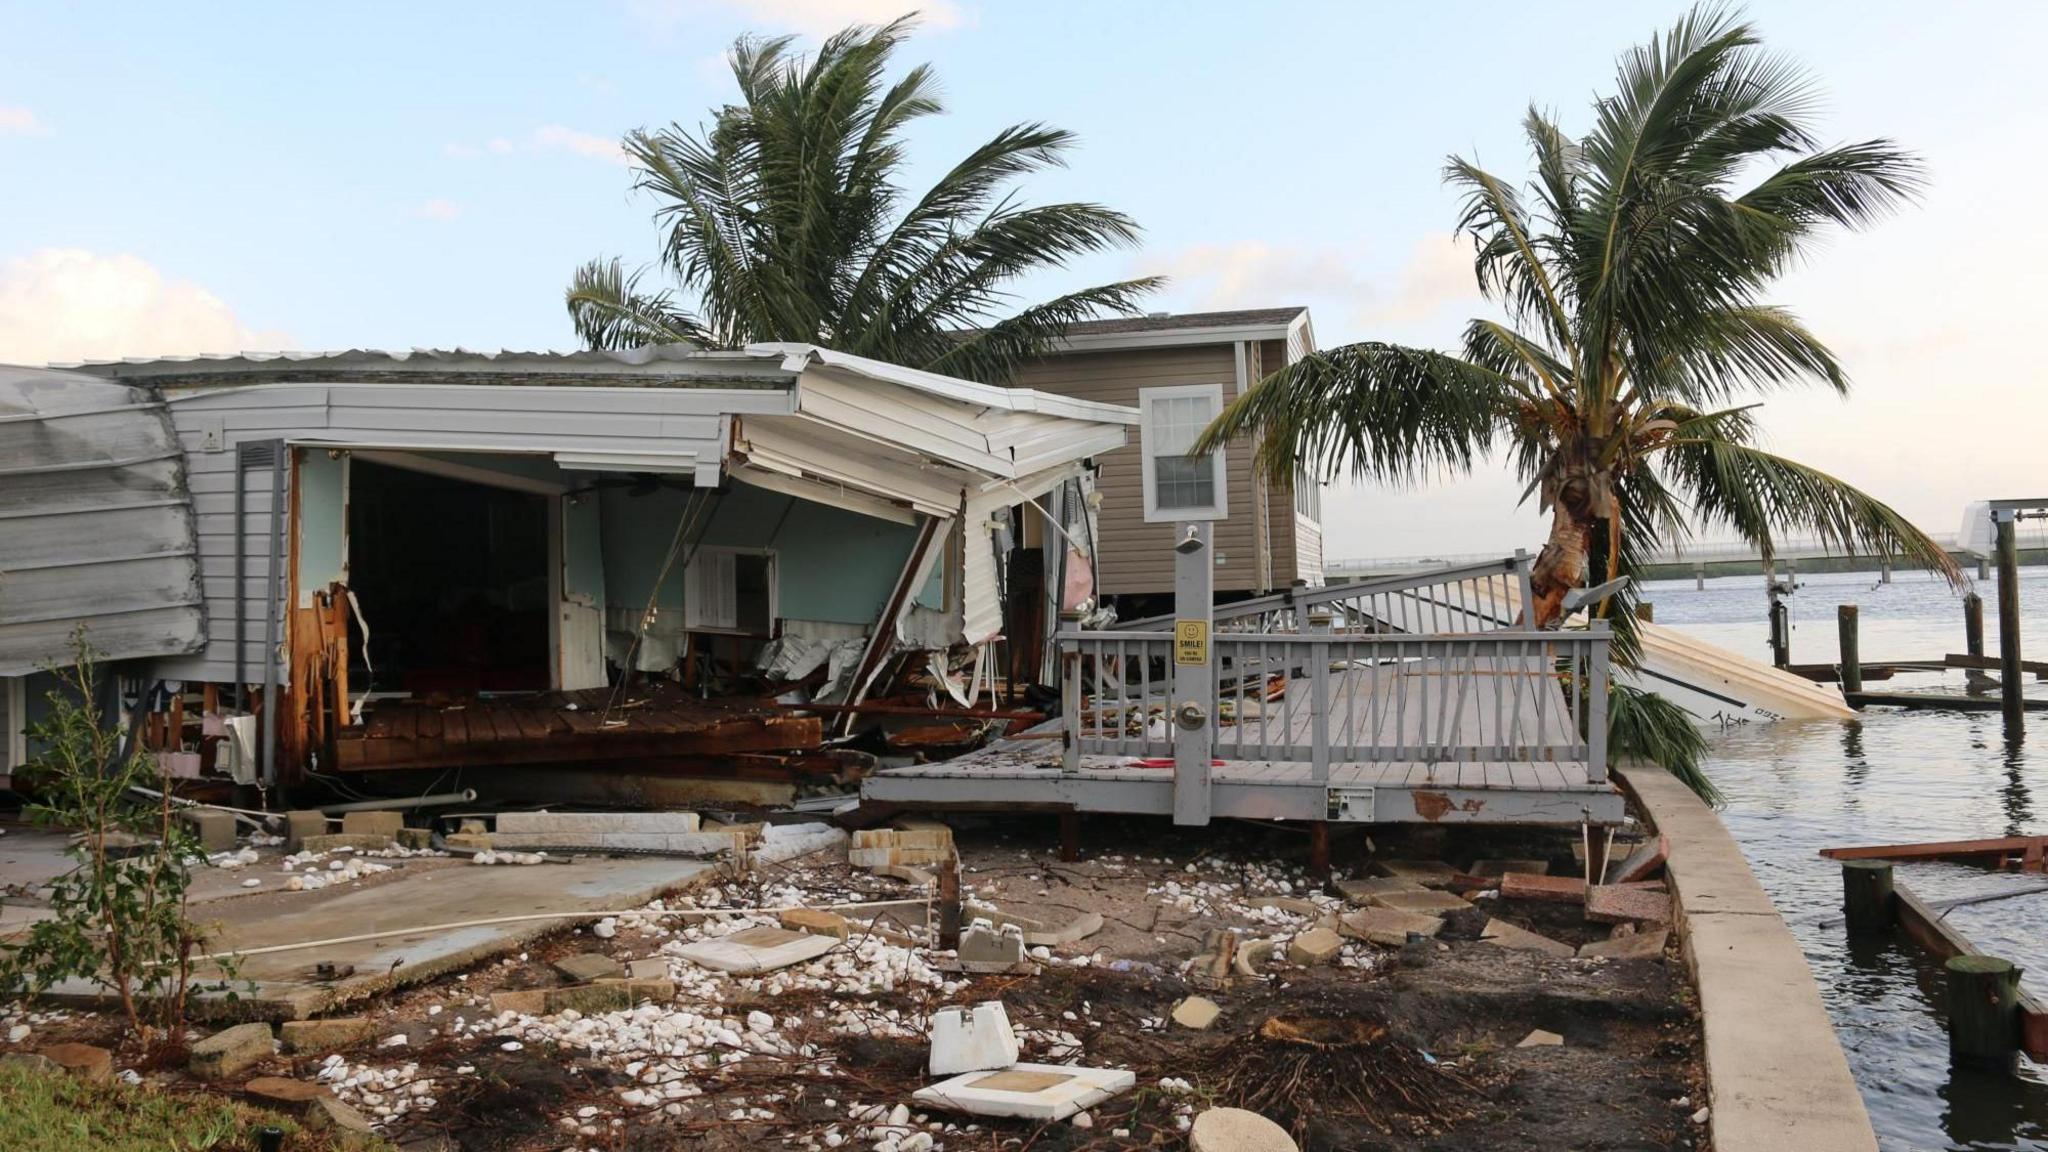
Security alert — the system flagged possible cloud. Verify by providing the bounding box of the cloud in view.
[415,198,461,221]
[0,249,290,367]
[633,0,967,37]
[1140,232,1480,340]
[0,105,46,135]
[445,125,629,166]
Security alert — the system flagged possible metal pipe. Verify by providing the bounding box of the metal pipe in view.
[316,789,477,815]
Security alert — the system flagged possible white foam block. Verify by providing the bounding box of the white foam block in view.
[928,1001,1020,1076]
[672,925,839,973]
[913,1063,1136,1121]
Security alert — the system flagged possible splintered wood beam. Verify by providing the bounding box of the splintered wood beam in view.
[1821,836,2048,865]
[1894,884,2048,1060]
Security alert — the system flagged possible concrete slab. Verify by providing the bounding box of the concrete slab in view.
[1500,872,1586,903]
[1479,918,1575,959]
[1330,876,1424,905]
[1376,860,1460,886]
[1190,1107,1298,1152]
[1469,858,1550,878]
[1586,884,1673,925]
[1367,889,1470,915]
[1517,1029,1564,1048]
[1336,908,1443,947]
[913,1062,1136,1121]
[673,925,838,974]
[1609,835,1670,883]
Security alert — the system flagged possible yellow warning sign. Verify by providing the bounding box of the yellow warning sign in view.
[1174,619,1209,666]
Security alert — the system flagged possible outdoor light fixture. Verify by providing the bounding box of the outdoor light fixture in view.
[1174,525,1204,555]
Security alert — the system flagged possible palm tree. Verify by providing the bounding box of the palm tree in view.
[566,16,1159,383]
[1201,6,1960,644]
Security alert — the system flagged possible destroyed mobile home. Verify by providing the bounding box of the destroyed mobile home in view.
[0,348,1128,803]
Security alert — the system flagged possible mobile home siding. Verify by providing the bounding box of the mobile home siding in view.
[154,381,789,685]
[1013,345,1269,596]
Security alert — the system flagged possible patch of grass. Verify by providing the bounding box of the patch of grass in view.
[0,1061,383,1152]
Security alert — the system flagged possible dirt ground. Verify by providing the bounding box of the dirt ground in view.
[2,813,1705,1152]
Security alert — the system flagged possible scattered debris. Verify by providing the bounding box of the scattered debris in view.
[1499,871,1586,903]
[1285,926,1343,966]
[1579,926,1672,960]
[671,924,840,973]
[1586,884,1674,925]
[1172,995,1222,1031]
[1200,1014,1470,1140]
[1370,888,1472,915]
[914,1062,1136,1121]
[1517,1029,1565,1048]
[1478,918,1576,959]
[929,1001,1020,1075]
[1190,1106,1300,1152]
[1338,907,1443,947]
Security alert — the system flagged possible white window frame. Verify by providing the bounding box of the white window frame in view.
[1139,383,1229,523]
[685,546,777,635]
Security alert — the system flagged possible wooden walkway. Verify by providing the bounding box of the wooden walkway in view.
[332,686,819,772]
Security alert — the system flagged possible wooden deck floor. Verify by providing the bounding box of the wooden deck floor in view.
[332,686,820,772]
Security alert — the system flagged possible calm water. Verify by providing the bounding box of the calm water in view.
[1648,568,2048,1151]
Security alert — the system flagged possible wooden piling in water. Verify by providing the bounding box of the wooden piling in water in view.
[1841,859,1894,932]
[1947,954,2024,1072]
[1966,592,1985,660]
[1769,597,1791,669]
[1838,605,1862,695]
[1997,516,2025,732]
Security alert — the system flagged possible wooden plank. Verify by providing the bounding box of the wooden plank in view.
[1846,690,2048,713]
[1822,836,2048,864]
[1895,884,2048,1061]
[440,708,470,745]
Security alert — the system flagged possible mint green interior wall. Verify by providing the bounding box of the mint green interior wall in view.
[297,449,348,595]
[598,479,919,628]
[562,494,604,609]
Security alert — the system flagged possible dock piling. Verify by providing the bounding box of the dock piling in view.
[1946,954,2024,1072]
[1966,592,1985,661]
[1838,605,1862,695]
[1996,514,2025,733]
[1842,859,1895,932]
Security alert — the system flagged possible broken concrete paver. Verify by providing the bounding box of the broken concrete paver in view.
[914,1063,1136,1121]
[929,1001,1020,1075]
[1285,926,1343,965]
[1190,1107,1299,1152]
[1517,1029,1565,1048]
[1586,884,1674,925]
[1336,907,1444,947]
[489,989,550,1015]
[1578,926,1672,960]
[1468,858,1550,878]
[1478,917,1576,959]
[1331,876,1425,904]
[279,1017,373,1055]
[551,952,625,983]
[243,1075,334,1109]
[965,901,1104,946]
[1171,995,1221,1030]
[1499,871,1586,903]
[1368,888,1471,915]
[189,1022,275,1081]
[672,925,838,974]
[1609,835,1670,884]
[625,957,669,980]
[339,811,402,840]
[778,908,851,940]
[1376,860,1460,886]
[37,1042,112,1082]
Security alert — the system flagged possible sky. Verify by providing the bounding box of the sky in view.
[3,0,2041,563]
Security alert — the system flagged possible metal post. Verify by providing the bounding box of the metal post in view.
[1586,621,1610,784]
[1172,522,1215,826]
[1058,610,1084,772]
[1838,605,1862,695]
[1308,608,1332,786]
[259,443,286,788]
[1997,513,2025,733]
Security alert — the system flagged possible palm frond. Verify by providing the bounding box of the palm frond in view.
[1609,681,1721,804]
[1659,432,1963,583]
[1196,343,1516,485]
[564,258,705,350]
[925,278,1160,384]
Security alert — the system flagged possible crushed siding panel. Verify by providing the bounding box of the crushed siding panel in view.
[0,368,205,675]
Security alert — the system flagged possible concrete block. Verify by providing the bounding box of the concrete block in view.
[1376,860,1460,886]
[339,811,402,840]
[929,1001,1020,1075]
[442,832,492,852]
[1368,889,1471,915]
[913,1062,1135,1121]
[279,1017,373,1055]
[552,953,624,982]
[1190,1108,1299,1152]
[1499,872,1587,903]
[544,980,674,1015]
[1170,996,1221,1030]
[1579,927,1671,960]
[1286,927,1343,965]
[495,811,700,835]
[303,1094,379,1147]
[1609,835,1671,884]
[779,908,851,940]
[243,1075,333,1110]
[189,1022,275,1081]
[490,989,550,1015]
[298,833,391,854]
[176,807,237,854]
[956,921,1028,972]
[37,1042,111,1082]
[626,957,669,980]
[673,925,838,974]
[1478,918,1575,959]
[850,827,954,868]
[1516,1029,1564,1048]
[1469,858,1550,878]
[1586,884,1673,925]
[1331,876,1425,905]
[396,828,433,850]
[1336,908,1444,947]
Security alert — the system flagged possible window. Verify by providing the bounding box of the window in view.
[1294,468,1322,523]
[1140,384,1228,523]
[686,548,775,634]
